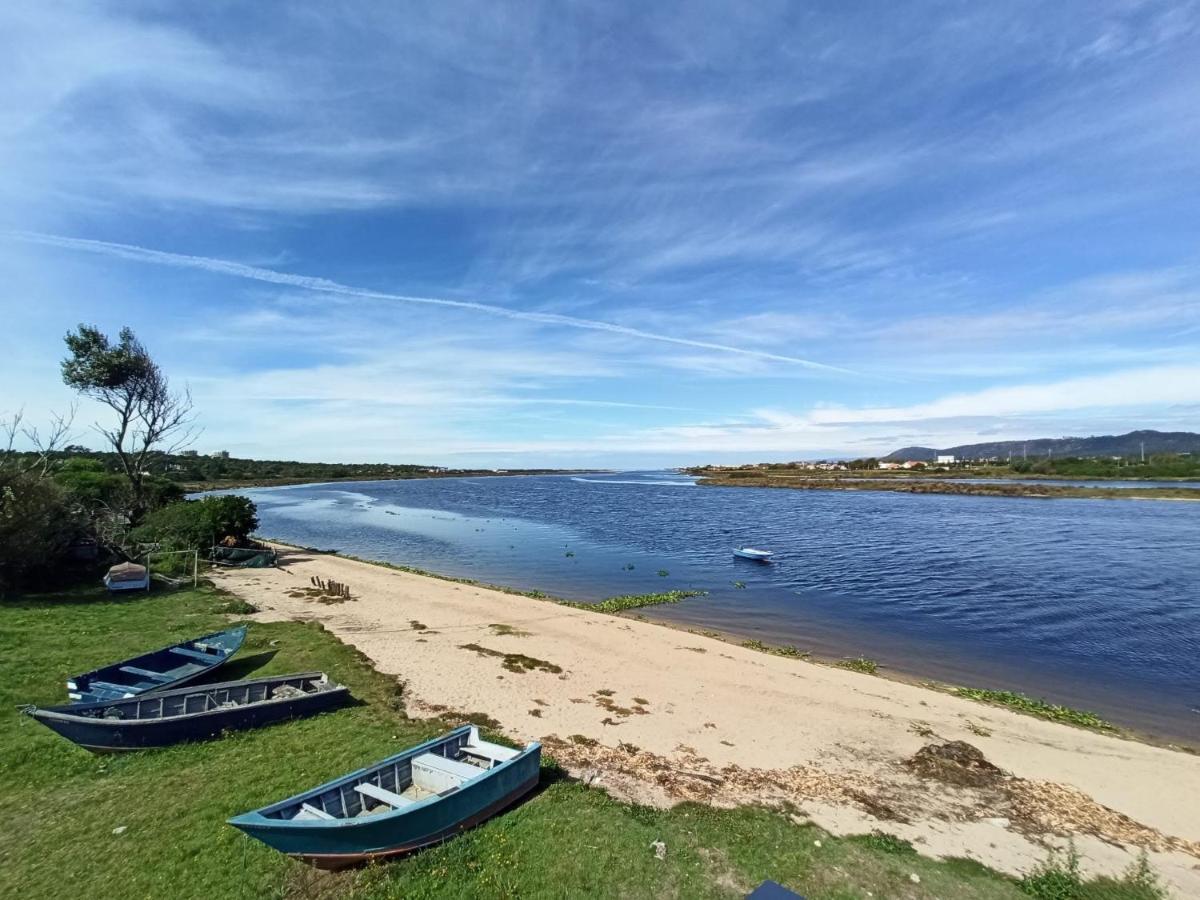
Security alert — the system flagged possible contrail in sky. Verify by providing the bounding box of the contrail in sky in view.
[9,231,855,374]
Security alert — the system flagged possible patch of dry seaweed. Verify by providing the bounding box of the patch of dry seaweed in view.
[541,735,1200,860]
[904,740,1005,789]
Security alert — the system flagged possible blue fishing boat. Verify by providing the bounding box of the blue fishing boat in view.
[228,724,541,869]
[27,672,348,752]
[66,625,247,704]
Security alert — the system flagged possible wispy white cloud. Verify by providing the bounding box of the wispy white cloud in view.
[8,231,856,374]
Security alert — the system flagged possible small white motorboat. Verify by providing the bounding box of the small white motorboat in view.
[733,547,773,561]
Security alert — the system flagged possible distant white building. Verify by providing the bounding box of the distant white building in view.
[935,454,956,464]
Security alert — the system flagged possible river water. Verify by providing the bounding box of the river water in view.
[225,472,1200,740]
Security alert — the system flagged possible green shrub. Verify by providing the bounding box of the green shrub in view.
[131,495,258,550]
[1019,846,1167,900]
[0,475,83,594]
[53,458,127,512]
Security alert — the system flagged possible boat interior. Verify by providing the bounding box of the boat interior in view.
[68,630,243,701]
[69,674,337,720]
[279,727,522,821]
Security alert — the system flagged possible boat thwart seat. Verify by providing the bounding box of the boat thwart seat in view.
[297,803,334,821]
[463,741,519,768]
[170,646,221,663]
[119,665,173,682]
[412,752,483,792]
[88,680,139,697]
[355,782,415,809]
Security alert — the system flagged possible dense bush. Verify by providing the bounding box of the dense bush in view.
[130,495,258,550]
[53,458,183,515]
[0,474,84,594]
[53,458,127,512]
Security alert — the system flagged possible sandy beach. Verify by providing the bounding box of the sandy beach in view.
[213,547,1200,895]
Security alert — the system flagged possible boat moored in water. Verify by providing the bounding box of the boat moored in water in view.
[733,547,773,561]
[66,625,247,704]
[26,672,348,752]
[227,724,541,869]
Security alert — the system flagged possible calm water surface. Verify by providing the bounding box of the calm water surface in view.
[228,473,1200,740]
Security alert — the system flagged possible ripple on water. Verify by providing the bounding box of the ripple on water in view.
[218,472,1200,737]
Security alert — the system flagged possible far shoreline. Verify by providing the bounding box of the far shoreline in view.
[691,472,1200,501]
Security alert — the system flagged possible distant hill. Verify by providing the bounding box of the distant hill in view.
[882,430,1200,462]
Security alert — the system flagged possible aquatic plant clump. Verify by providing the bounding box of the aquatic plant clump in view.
[573,590,705,614]
[837,657,879,675]
[954,687,1115,731]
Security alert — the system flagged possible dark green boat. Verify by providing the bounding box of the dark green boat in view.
[227,724,541,869]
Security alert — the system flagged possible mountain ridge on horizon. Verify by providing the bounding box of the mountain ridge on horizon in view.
[882,429,1200,462]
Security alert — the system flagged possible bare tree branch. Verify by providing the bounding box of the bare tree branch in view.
[1,406,77,483]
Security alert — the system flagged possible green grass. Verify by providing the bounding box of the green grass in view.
[0,584,1165,899]
[952,688,1115,732]
[1019,846,1164,900]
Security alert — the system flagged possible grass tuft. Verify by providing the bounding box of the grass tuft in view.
[217,597,257,614]
[854,831,917,855]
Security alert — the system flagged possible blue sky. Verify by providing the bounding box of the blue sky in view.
[2,1,1198,467]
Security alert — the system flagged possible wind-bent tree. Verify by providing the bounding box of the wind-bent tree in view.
[61,326,196,523]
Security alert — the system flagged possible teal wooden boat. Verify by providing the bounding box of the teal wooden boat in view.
[228,725,540,869]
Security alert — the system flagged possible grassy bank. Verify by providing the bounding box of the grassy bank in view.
[693,473,1198,501]
[0,584,1169,899]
